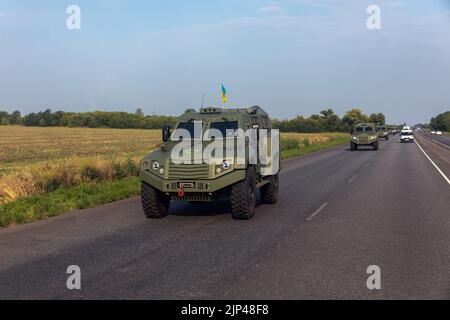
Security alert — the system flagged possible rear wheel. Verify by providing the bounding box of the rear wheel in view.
[230,167,256,220]
[261,174,279,204]
[372,141,379,151]
[141,182,170,218]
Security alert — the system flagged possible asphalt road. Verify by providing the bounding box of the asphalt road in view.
[1,136,449,300]
[423,133,450,147]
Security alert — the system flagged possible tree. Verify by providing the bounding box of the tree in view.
[10,111,22,125]
[369,113,386,125]
[0,111,10,125]
[342,109,369,128]
[320,108,340,131]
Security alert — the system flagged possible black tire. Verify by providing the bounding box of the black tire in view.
[230,167,257,220]
[386,136,389,141]
[350,142,357,151]
[261,174,279,204]
[141,182,170,218]
[372,141,379,151]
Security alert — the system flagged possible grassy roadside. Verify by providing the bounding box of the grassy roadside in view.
[0,178,140,227]
[0,134,348,228]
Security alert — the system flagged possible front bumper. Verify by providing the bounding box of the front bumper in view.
[141,169,247,193]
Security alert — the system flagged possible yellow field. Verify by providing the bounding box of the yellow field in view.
[0,126,348,204]
[0,126,161,169]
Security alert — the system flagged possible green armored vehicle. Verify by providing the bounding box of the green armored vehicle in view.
[376,125,389,140]
[350,123,379,151]
[140,106,280,220]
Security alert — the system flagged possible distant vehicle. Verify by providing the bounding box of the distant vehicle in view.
[403,126,411,131]
[140,106,280,220]
[350,123,379,151]
[430,131,436,134]
[400,130,414,143]
[436,131,443,135]
[376,126,389,140]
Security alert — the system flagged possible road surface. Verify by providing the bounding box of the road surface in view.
[1,136,449,299]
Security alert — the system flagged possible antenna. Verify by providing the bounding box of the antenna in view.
[201,93,206,109]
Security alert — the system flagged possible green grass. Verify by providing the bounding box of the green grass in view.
[0,134,349,228]
[0,178,140,228]
[281,136,349,159]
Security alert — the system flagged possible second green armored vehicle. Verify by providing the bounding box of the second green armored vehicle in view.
[140,106,280,220]
[350,123,379,151]
[376,125,389,140]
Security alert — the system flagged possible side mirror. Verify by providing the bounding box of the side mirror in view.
[162,125,171,142]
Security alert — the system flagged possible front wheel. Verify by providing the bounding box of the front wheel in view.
[372,141,379,151]
[230,168,256,220]
[350,142,357,151]
[261,174,279,204]
[141,182,170,218]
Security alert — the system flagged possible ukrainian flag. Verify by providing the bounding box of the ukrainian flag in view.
[221,84,227,104]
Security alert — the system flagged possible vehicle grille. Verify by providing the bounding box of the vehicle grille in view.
[171,193,213,201]
[168,163,209,180]
[359,136,369,144]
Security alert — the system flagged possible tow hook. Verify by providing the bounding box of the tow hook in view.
[178,186,185,198]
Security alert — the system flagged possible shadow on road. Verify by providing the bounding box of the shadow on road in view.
[169,194,263,217]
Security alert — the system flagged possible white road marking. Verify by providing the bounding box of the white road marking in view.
[415,139,450,185]
[347,175,357,183]
[307,202,329,221]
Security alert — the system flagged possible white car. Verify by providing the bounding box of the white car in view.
[436,131,443,135]
[400,130,414,143]
[430,131,436,134]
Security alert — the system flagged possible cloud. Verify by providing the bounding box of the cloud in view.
[257,6,283,14]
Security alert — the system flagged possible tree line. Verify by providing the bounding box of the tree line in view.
[0,109,178,129]
[0,108,387,132]
[272,109,386,132]
[430,111,450,132]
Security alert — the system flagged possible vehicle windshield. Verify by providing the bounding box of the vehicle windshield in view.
[355,127,374,133]
[171,121,202,140]
[206,121,239,139]
[401,132,413,136]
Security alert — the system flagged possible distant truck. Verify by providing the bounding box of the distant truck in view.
[140,106,280,220]
[350,123,379,151]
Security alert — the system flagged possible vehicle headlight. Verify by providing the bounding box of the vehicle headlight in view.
[152,161,160,171]
[352,136,357,140]
[221,160,232,170]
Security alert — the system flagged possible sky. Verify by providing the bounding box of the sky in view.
[1,0,450,125]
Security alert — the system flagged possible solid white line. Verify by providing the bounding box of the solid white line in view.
[307,202,328,221]
[415,139,450,185]
[347,175,357,183]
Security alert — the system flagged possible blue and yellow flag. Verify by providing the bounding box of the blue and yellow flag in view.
[221,84,227,104]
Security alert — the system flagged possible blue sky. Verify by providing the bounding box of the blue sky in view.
[1,0,450,124]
